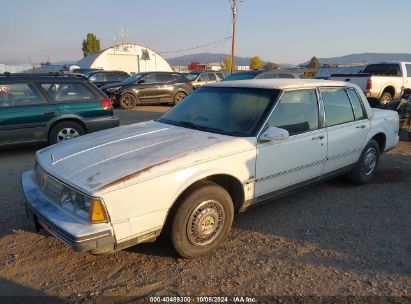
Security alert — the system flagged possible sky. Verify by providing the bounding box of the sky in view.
[1,0,410,65]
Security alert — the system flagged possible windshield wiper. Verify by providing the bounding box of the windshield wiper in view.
[177,121,208,132]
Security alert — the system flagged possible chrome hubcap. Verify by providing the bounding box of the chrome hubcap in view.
[57,128,80,142]
[363,147,377,175]
[187,200,225,246]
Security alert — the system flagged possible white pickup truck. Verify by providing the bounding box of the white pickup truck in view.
[22,79,399,258]
[330,62,411,105]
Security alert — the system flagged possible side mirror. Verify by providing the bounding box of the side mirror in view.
[137,79,145,84]
[259,126,289,142]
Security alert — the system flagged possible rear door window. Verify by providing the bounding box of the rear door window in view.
[321,88,355,127]
[40,83,96,102]
[346,89,366,120]
[157,73,173,83]
[0,82,47,107]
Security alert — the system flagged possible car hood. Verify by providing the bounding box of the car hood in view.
[36,121,254,194]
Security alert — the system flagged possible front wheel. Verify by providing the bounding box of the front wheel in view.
[346,139,380,184]
[170,181,234,258]
[119,93,137,109]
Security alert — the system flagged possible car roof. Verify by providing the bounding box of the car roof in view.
[0,73,87,82]
[208,79,350,90]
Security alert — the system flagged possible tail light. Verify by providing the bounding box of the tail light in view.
[100,99,113,110]
[366,79,372,90]
[186,82,193,87]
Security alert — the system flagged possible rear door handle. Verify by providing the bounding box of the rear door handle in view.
[44,111,55,115]
[312,135,325,140]
[356,125,367,129]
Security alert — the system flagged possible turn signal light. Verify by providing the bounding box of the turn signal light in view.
[186,82,193,87]
[100,99,113,110]
[89,198,108,223]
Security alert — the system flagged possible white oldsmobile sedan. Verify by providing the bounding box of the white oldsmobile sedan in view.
[22,79,399,258]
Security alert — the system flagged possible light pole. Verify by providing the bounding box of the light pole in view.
[230,0,237,74]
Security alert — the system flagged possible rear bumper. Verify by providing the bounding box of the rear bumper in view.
[21,171,115,253]
[84,116,120,133]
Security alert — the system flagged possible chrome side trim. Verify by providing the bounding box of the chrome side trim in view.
[255,159,326,183]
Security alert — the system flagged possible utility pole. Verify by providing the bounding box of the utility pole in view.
[230,0,237,74]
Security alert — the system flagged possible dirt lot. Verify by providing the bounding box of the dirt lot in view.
[0,107,410,303]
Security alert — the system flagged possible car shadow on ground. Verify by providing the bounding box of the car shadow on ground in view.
[0,278,64,302]
[232,166,411,277]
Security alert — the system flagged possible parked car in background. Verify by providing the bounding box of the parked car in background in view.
[22,79,399,259]
[183,71,225,89]
[223,69,299,81]
[330,62,411,105]
[85,70,130,88]
[101,72,193,109]
[0,73,119,146]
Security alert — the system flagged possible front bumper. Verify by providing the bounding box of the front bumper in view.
[21,171,115,253]
[84,116,120,133]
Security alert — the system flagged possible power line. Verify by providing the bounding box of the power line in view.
[158,36,232,54]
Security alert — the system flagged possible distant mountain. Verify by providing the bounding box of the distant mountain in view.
[300,53,411,66]
[167,53,295,68]
[167,53,250,66]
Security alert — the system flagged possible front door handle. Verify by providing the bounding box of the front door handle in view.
[312,135,325,140]
[356,125,367,129]
[44,111,55,115]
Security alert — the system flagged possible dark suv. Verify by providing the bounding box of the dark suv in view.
[84,70,130,87]
[0,73,119,146]
[101,72,193,109]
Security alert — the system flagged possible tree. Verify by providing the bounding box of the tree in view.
[82,33,101,57]
[221,55,232,72]
[249,56,263,70]
[263,62,279,69]
[307,56,321,69]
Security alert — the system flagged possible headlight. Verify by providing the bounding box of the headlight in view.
[60,187,108,224]
[35,162,108,224]
[106,86,122,92]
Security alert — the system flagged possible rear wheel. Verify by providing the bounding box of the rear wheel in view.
[49,121,85,145]
[119,93,137,109]
[379,92,392,105]
[346,139,380,184]
[173,91,187,105]
[170,181,234,258]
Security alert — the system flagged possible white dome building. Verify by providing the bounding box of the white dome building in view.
[76,43,172,74]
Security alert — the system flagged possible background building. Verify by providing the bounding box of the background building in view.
[76,43,172,74]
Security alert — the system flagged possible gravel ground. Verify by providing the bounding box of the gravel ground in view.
[0,107,410,303]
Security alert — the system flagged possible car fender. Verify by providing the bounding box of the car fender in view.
[45,114,87,134]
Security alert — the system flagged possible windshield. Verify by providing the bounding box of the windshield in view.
[223,72,259,81]
[122,73,146,83]
[183,73,199,81]
[158,87,280,137]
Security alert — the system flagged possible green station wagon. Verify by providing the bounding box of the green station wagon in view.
[0,73,119,146]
